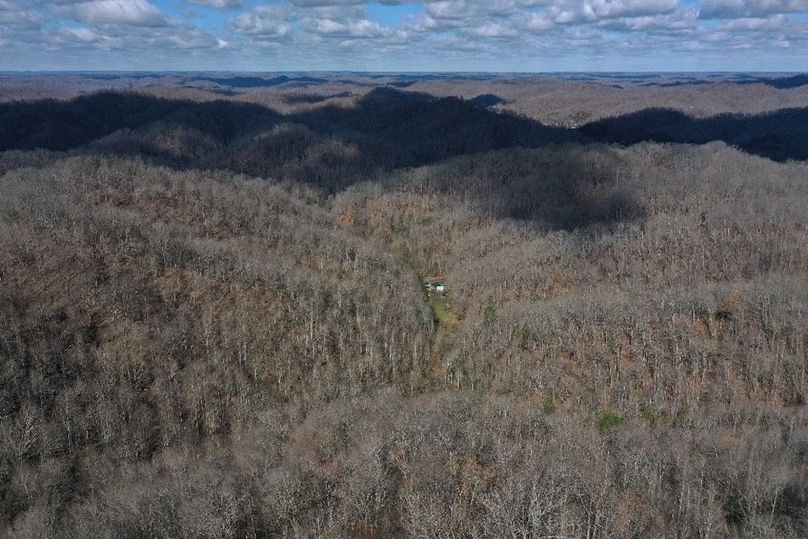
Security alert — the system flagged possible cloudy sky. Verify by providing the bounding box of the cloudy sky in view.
[1,0,806,71]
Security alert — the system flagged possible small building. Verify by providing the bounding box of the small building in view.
[425,280,446,293]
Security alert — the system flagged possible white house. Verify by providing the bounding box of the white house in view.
[425,280,446,293]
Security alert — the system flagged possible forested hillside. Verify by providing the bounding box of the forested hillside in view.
[1,79,807,537]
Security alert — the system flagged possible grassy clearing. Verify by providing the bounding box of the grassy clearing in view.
[428,292,459,330]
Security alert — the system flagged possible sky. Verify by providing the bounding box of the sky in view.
[0,0,806,71]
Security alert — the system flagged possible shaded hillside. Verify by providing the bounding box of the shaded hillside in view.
[469,93,507,107]
[740,73,808,89]
[4,89,808,182]
[0,92,282,152]
[192,76,328,88]
[0,89,576,191]
[0,88,571,157]
[581,107,808,161]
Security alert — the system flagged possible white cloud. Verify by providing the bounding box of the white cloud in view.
[230,6,293,40]
[46,26,124,49]
[66,26,102,41]
[473,22,520,37]
[289,0,366,5]
[549,0,679,24]
[0,0,44,29]
[426,1,522,20]
[700,0,808,18]
[306,5,366,18]
[289,0,415,5]
[4,0,808,71]
[590,0,678,18]
[59,0,171,27]
[304,17,393,38]
[719,13,787,29]
[597,8,696,31]
[525,13,555,31]
[166,28,222,48]
[187,0,245,9]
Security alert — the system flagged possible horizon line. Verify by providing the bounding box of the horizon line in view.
[1,70,805,75]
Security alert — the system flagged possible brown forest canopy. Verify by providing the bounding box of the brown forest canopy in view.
[0,74,807,537]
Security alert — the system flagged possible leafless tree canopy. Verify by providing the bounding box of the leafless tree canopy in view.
[0,74,807,538]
